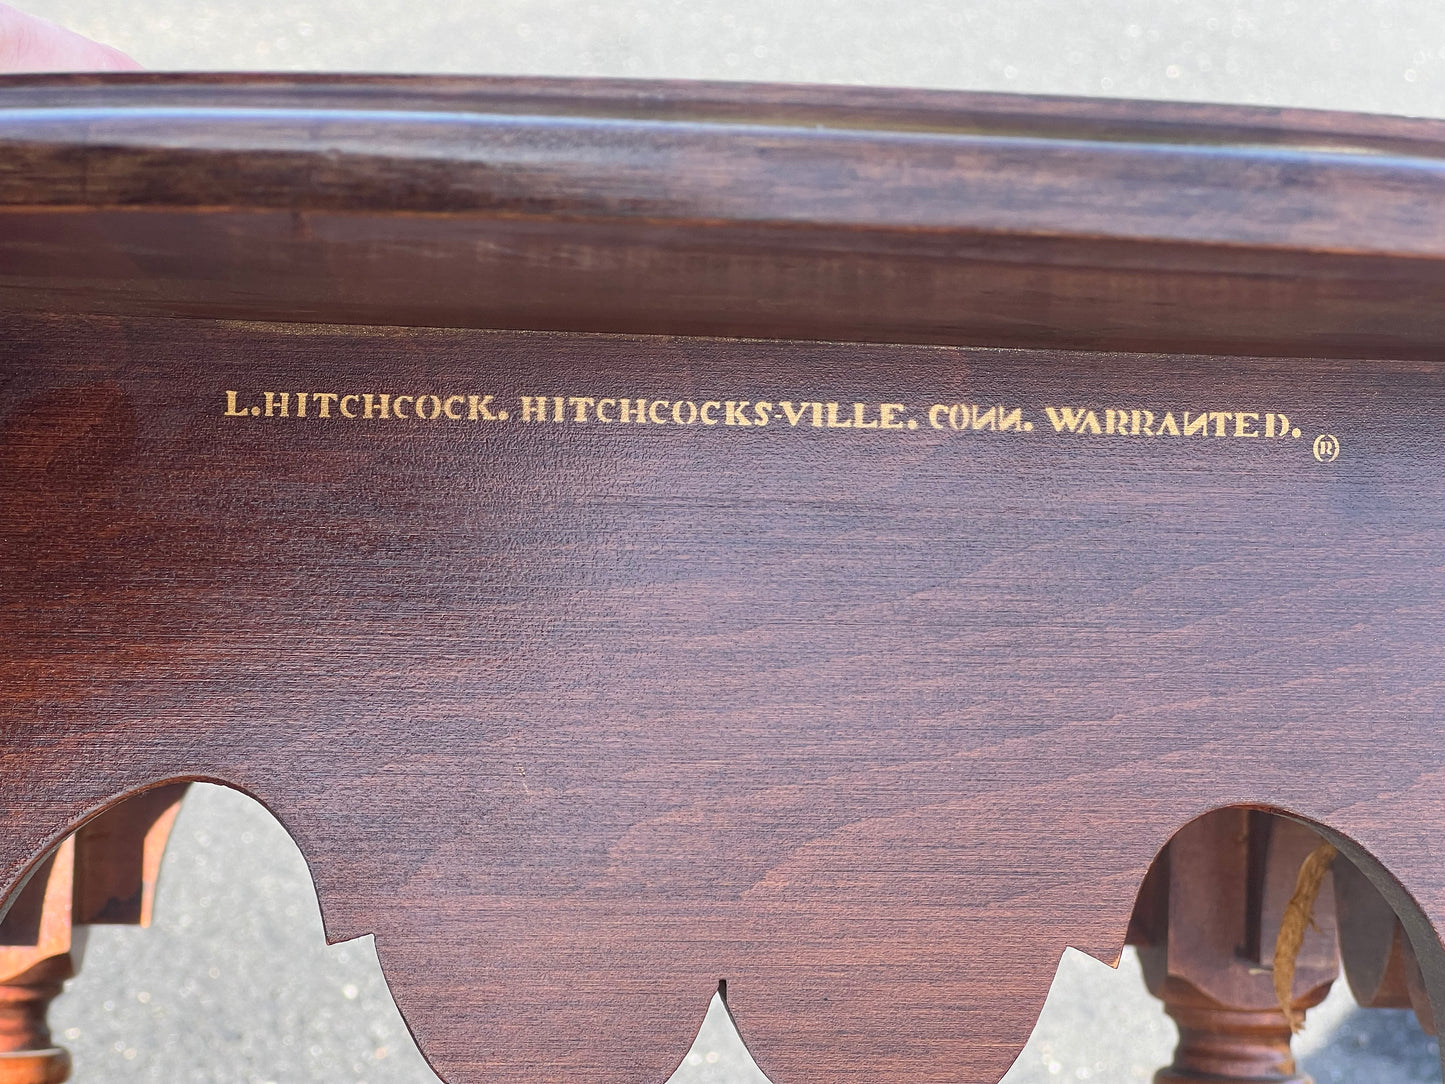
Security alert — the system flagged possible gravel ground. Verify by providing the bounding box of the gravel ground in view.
[18,0,1445,118]
[15,2,1445,1079]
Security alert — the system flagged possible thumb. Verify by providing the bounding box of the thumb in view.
[0,3,141,72]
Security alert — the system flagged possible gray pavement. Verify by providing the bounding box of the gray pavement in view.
[14,2,1445,1080]
[21,0,1445,117]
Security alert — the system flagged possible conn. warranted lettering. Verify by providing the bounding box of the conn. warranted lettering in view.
[221,391,1329,453]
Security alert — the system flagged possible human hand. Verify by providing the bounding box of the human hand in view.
[0,2,140,71]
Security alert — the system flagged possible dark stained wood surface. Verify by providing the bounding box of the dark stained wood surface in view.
[8,75,1445,358]
[2,77,1444,1084]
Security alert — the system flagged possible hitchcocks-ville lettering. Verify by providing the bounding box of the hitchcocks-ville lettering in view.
[512,397,918,428]
[223,393,1057,432]
[224,392,932,429]
[221,392,1314,446]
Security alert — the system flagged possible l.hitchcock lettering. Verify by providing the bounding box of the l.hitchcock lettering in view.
[220,391,1322,455]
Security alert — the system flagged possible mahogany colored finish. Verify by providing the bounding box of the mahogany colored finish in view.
[9,75,1445,360]
[72,782,186,928]
[1134,810,1337,1083]
[0,839,74,1084]
[2,76,1444,1084]
[1334,851,1436,1033]
[0,786,185,1083]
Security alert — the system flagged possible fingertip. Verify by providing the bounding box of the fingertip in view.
[0,3,143,73]
[91,42,144,72]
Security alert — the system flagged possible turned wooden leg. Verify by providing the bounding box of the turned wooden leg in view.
[0,957,74,1084]
[1151,990,1325,1083]
[0,784,188,1084]
[0,838,78,1084]
[1130,809,1339,1084]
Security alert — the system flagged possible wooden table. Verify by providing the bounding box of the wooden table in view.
[1,74,1443,1084]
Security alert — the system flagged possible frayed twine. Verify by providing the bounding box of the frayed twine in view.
[1272,839,1337,1033]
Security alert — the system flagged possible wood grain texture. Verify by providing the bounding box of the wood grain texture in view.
[1,77,1444,1084]
[6,75,1445,357]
